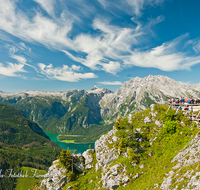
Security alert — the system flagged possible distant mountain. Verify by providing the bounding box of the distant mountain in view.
[0,87,113,142]
[100,75,200,121]
[0,103,62,190]
[1,75,200,142]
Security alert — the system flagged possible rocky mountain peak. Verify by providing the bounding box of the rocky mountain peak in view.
[100,75,200,119]
[90,85,99,91]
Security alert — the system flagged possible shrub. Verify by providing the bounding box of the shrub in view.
[57,149,72,170]
[163,120,177,134]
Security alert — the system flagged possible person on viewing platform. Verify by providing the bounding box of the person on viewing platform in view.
[181,97,185,104]
[190,97,194,104]
[175,98,179,105]
[185,97,189,104]
[198,97,200,104]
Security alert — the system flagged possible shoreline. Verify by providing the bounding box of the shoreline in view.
[57,139,95,144]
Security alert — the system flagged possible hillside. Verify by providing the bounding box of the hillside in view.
[0,103,62,190]
[34,104,200,189]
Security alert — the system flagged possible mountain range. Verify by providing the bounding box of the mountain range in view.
[1,75,200,142]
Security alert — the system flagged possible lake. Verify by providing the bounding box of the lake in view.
[45,131,95,154]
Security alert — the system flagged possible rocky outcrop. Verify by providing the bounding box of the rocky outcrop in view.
[102,164,130,189]
[94,128,131,189]
[72,153,85,173]
[161,133,200,190]
[172,133,200,170]
[40,160,69,190]
[40,154,85,189]
[82,149,95,169]
[95,128,120,170]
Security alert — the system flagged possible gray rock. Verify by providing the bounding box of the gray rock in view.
[102,164,128,190]
[160,171,174,190]
[144,117,151,124]
[155,120,162,127]
[40,160,69,190]
[95,129,120,170]
[172,133,200,169]
[72,153,85,173]
[82,149,94,168]
[150,104,155,112]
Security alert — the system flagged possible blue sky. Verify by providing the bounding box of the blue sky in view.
[0,0,200,92]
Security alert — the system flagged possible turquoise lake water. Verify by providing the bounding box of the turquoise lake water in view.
[45,131,95,154]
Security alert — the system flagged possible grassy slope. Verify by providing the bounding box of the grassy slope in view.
[62,104,199,190]
[15,167,46,190]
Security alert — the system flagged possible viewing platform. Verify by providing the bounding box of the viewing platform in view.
[165,102,200,123]
[166,103,200,112]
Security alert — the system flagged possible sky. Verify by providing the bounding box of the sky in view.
[1,0,200,92]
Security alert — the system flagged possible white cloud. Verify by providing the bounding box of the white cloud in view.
[70,17,143,73]
[125,0,164,15]
[11,54,38,72]
[11,55,27,64]
[0,62,26,77]
[97,0,109,9]
[1,0,200,78]
[99,81,123,85]
[33,0,55,16]
[101,61,121,74]
[125,35,200,71]
[0,30,13,42]
[0,0,74,50]
[38,63,97,82]
[98,0,164,16]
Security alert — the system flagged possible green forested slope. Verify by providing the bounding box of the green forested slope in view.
[0,103,62,190]
[0,94,113,143]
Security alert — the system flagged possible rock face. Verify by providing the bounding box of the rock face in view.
[95,129,120,170]
[172,133,200,170]
[82,149,95,169]
[94,128,131,190]
[40,160,69,190]
[102,164,130,189]
[161,133,200,190]
[40,154,85,189]
[72,153,85,173]
[39,127,125,190]
[100,75,200,120]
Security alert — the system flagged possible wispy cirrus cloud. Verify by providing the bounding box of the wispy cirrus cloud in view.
[0,0,74,49]
[33,0,55,16]
[1,0,200,80]
[99,81,123,85]
[38,63,97,82]
[0,62,26,77]
[125,34,200,71]
[97,0,164,16]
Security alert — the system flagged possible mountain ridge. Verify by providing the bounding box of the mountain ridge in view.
[1,75,200,143]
